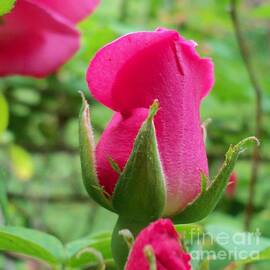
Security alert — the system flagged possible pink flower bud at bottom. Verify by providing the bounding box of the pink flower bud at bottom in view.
[125,219,191,270]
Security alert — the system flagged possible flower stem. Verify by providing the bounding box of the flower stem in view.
[111,216,150,269]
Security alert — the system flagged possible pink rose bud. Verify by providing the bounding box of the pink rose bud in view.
[87,28,214,216]
[0,0,99,77]
[226,172,237,198]
[125,219,191,270]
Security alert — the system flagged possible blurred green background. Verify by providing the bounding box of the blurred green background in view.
[0,0,269,269]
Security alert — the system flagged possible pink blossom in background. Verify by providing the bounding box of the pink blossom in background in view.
[0,0,99,77]
[32,0,100,23]
[86,28,214,215]
[125,219,191,270]
[226,172,237,199]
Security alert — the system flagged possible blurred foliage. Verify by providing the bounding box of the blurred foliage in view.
[0,0,270,269]
[9,145,33,181]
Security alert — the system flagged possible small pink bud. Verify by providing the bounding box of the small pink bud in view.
[226,172,237,199]
[125,219,191,270]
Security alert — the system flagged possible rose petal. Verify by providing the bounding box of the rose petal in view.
[96,108,148,194]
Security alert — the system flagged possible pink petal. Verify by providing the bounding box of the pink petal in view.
[87,28,214,215]
[0,0,79,77]
[125,219,191,270]
[87,30,177,111]
[30,0,100,23]
[96,108,148,194]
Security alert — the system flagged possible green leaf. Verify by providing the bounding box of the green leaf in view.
[112,100,166,221]
[0,171,9,225]
[0,226,64,265]
[206,225,270,266]
[0,0,16,16]
[66,232,113,268]
[0,94,9,137]
[175,224,203,241]
[173,137,259,224]
[9,144,34,181]
[79,93,113,211]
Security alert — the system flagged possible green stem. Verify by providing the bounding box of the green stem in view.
[111,216,151,270]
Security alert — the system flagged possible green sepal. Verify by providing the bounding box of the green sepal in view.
[200,172,208,194]
[112,100,166,221]
[79,93,113,211]
[144,245,157,270]
[173,137,259,224]
[0,0,16,16]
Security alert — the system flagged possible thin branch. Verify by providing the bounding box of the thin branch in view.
[119,0,129,22]
[229,0,263,231]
